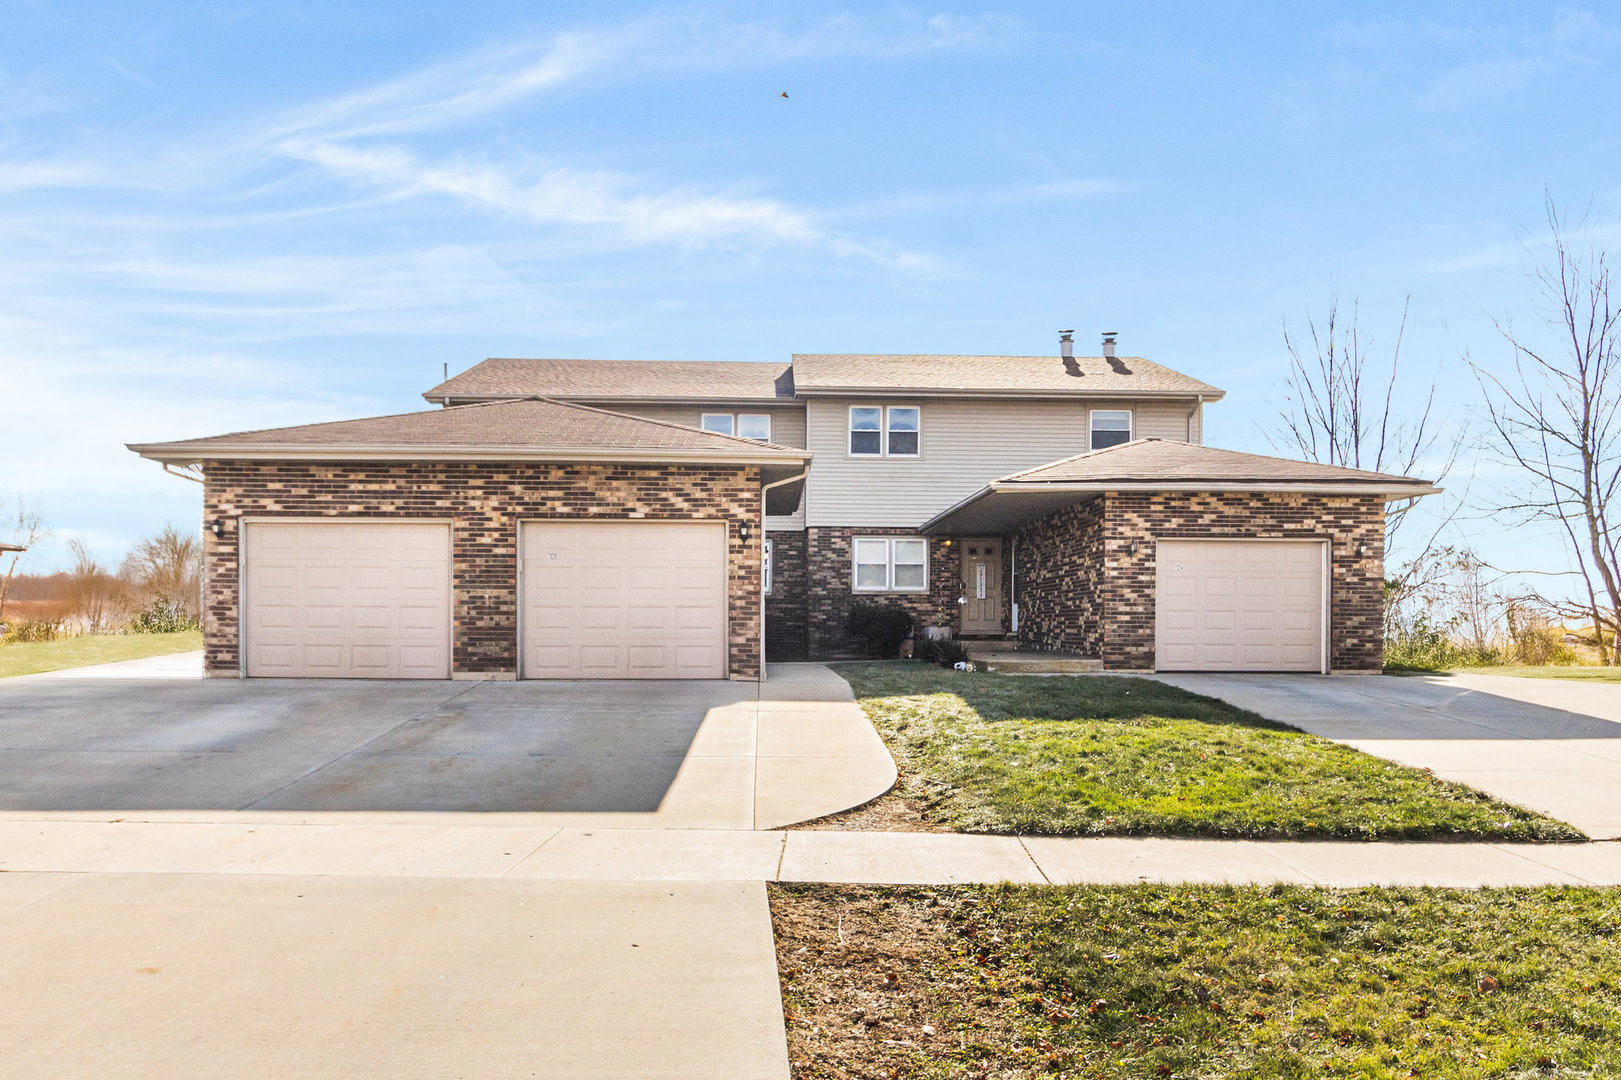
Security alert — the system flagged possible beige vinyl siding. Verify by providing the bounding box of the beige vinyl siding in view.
[601,404,808,448]
[804,397,1199,528]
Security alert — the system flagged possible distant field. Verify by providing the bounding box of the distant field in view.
[0,631,202,679]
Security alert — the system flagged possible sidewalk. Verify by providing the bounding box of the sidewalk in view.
[3,818,1617,886]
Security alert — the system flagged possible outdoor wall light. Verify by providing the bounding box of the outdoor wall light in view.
[209,520,224,539]
[1127,540,1139,556]
[739,521,753,542]
[1355,543,1369,557]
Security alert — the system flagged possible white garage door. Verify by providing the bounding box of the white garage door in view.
[520,521,727,680]
[243,521,452,679]
[1155,539,1326,672]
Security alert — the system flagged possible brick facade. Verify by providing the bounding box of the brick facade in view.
[764,530,809,661]
[1013,491,1386,671]
[805,528,960,659]
[201,460,763,680]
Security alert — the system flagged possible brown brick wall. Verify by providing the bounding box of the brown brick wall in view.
[201,460,763,680]
[1014,491,1386,671]
[764,530,809,661]
[1011,498,1105,655]
[805,528,960,659]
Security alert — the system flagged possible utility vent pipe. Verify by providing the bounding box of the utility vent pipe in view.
[1059,330,1074,358]
[1102,332,1117,358]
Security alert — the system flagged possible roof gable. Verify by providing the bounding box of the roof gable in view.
[999,439,1429,486]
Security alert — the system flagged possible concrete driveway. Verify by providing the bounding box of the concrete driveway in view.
[0,660,895,829]
[1152,670,1621,839]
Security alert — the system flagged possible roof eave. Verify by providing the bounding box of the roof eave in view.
[422,393,795,405]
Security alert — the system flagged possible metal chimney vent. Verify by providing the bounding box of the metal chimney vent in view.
[1102,332,1118,358]
[1059,330,1074,358]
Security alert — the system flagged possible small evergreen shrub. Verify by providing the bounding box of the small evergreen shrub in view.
[845,602,915,659]
[914,636,970,667]
[126,598,202,634]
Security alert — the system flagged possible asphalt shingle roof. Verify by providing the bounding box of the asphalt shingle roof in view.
[790,353,1224,396]
[997,439,1431,486]
[424,358,795,401]
[128,398,808,463]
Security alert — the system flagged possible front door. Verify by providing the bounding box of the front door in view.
[959,538,1003,634]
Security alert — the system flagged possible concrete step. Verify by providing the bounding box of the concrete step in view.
[955,638,1020,652]
[969,650,1104,674]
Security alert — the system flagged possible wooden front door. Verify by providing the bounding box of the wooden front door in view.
[959,538,1003,634]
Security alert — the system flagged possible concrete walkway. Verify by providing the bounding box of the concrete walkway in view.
[3,819,1619,886]
[1154,670,1621,839]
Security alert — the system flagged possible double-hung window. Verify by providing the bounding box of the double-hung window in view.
[848,406,920,457]
[1089,409,1133,450]
[852,537,928,592]
[702,413,772,440]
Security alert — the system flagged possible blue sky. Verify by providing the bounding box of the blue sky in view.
[4,2,1619,588]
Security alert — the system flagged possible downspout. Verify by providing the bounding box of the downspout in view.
[163,463,204,484]
[758,467,810,684]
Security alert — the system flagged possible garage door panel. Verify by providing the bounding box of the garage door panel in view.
[244,522,450,679]
[520,521,727,680]
[1156,539,1324,672]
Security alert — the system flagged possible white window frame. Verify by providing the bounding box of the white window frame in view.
[763,537,774,595]
[847,405,921,458]
[737,413,771,441]
[702,412,771,441]
[1089,408,1134,450]
[851,536,929,593]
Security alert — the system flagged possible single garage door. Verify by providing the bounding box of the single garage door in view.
[1155,539,1326,672]
[243,521,452,678]
[520,521,727,679]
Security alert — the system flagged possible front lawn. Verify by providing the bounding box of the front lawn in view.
[0,631,202,679]
[773,882,1621,1080]
[1454,665,1621,684]
[832,662,1579,841]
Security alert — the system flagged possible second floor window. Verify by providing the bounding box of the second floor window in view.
[1090,409,1133,450]
[702,413,772,441]
[849,405,920,457]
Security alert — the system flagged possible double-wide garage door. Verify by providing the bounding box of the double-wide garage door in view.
[1155,539,1327,672]
[242,519,728,680]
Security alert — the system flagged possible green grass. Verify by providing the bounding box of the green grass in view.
[0,631,202,678]
[833,661,1580,841]
[1452,665,1621,684]
[774,882,1621,1079]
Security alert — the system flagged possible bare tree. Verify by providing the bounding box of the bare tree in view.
[1474,199,1621,663]
[1272,290,1456,552]
[0,498,48,624]
[121,524,203,619]
[64,540,130,635]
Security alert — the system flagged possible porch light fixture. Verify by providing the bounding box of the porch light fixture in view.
[1127,540,1139,556]
[739,521,753,542]
[209,519,224,539]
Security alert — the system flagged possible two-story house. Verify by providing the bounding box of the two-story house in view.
[131,334,1435,682]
